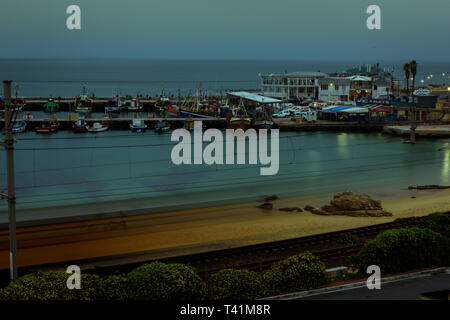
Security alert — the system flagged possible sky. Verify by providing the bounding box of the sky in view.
[0,0,449,61]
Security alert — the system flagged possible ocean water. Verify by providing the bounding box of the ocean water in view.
[0,130,448,213]
[0,59,449,98]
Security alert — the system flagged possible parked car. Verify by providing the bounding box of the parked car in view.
[272,110,292,118]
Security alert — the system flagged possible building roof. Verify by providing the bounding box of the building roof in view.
[318,78,351,85]
[349,75,372,81]
[260,71,328,78]
[227,91,282,104]
[321,105,369,113]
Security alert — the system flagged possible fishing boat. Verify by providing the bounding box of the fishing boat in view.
[72,118,88,133]
[44,99,59,113]
[154,89,171,113]
[86,122,109,132]
[36,120,59,133]
[154,120,170,134]
[227,97,252,130]
[11,86,25,111]
[252,118,274,130]
[163,105,180,117]
[75,86,93,113]
[126,99,143,111]
[12,121,27,133]
[228,117,252,130]
[105,90,125,114]
[126,92,143,111]
[252,107,274,130]
[130,119,147,132]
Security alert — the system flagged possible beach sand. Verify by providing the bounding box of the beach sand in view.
[1,189,449,269]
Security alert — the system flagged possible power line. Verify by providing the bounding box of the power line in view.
[12,156,448,206]
[9,150,446,198]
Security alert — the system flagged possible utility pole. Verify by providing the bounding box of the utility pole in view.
[0,80,18,281]
[410,105,416,144]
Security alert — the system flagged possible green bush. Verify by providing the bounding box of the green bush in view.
[417,213,450,237]
[0,272,102,300]
[263,251,327,295]
[336,233,359,245]
[98,275,129,300]
[126,262,205,300]
[351,227,450,274]
[207,269,266,300]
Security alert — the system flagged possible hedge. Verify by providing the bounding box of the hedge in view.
[126,262,205,300]
[417,213,450,237]
[206,269,267,300]
[263,251,327,295]
[0,272,102,300]
[351,227,450,274]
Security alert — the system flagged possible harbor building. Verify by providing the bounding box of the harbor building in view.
[259,71,328,100]
[318,77,351,102]
[260,63,394,102]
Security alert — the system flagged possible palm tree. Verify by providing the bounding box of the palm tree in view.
[403,63,410,96]
[409,60,418,95]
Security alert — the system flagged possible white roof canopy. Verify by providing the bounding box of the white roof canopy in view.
[227,91,282,104]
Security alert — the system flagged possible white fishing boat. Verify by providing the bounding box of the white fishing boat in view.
[86,122,109,132]
[130,119,147,132]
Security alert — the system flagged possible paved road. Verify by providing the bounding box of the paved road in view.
[299,273,450,300]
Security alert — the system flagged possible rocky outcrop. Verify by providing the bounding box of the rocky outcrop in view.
[258,202,273,210]
[408,185,450,190]
[278,207,303,212]
[304,192,392,217]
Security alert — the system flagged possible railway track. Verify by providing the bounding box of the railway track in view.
[21,213,447,279]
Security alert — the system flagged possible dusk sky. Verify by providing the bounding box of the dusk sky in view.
[1,0,449,61]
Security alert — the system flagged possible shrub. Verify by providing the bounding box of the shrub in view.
[417,213,450,237]
[0,272,102,300]
[263,251,327,295]
[336,233,359,245]
[394,212,450,237]
[206,269,266,300]
[126,262,205,300]
[98,275,129,300]
[351,227,450,274]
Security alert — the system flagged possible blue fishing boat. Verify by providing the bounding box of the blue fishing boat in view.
[12,121,27,133]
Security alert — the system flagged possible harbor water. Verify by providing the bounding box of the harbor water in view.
[0,130,448,216]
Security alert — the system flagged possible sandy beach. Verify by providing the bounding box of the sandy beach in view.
[1,188,449,269]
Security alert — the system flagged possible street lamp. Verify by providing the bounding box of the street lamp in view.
[448,86,450,105]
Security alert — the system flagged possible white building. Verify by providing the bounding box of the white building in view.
[372,78,392,98]
[260,71,328,100]
[318,78,351,102]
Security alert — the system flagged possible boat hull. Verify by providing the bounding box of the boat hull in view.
[36,125,58,133]
[73,126,87,133]
[87,126,109,132]
[227,118,252,130]
[252,120,274,130]
[75,107,92,114]
[12,122,27,133]
[180,110,215,119]
[130,124,147,133]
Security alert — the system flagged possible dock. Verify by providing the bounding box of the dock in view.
[383,124,450,137]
